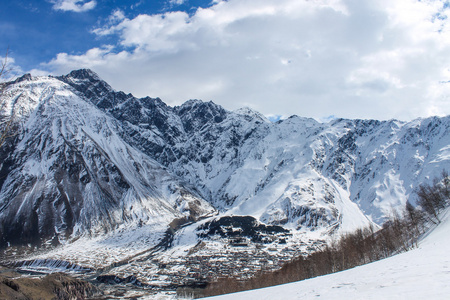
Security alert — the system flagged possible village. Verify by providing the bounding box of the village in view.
[107,233,327,290]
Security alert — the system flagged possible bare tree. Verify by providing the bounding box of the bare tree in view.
[417,173,449,224]
[0,48,16,148]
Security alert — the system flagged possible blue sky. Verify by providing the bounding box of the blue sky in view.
[1,0,212,71]
[2,0,450,121]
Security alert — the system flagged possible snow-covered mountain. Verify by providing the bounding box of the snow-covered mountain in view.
[0,73,215,248]
[0,69,449,252]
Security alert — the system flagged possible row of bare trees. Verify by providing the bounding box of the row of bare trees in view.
[182,171,449,298]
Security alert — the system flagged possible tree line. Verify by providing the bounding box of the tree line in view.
[178,171,449,298]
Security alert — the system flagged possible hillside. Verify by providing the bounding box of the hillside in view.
[205,209,450,299]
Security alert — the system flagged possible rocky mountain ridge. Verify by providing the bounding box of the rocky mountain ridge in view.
[0,69,449,251]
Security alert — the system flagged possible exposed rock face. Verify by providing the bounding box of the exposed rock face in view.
[0,69,449,249]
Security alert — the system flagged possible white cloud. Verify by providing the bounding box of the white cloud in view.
[43,0,450,121]
[92,9,126,36]
[169,0,186,5]
[131,1,144,10]
[110,9,126,22]
[51,0,96,13]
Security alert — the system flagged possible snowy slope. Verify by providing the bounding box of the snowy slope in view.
[0,74,215,248]
[205,208,450,300]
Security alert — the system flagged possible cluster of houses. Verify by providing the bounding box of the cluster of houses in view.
[110,235,326,290]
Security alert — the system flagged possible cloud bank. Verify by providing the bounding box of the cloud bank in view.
[42,0,450,121]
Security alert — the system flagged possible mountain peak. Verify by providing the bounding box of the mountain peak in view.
[65,69,101,81]
[175,99,228,132]
[56,69,123,109]
[13,73,33,83]
[234,107,270,123]
[181,99,204,107]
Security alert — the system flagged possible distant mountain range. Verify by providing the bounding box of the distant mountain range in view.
[0,69,449,250]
